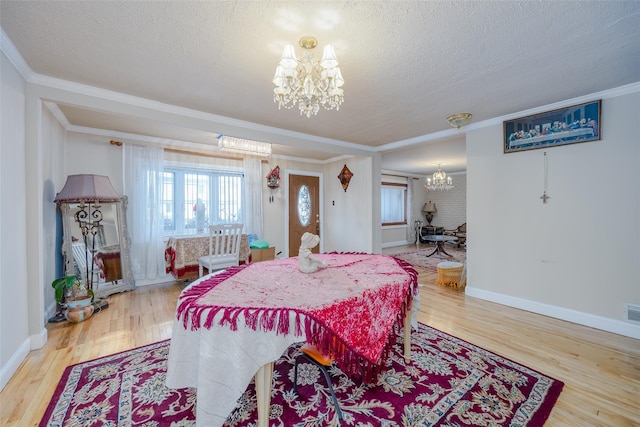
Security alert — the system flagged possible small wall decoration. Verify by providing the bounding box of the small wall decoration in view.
[504,99,601,154]
[337,164,353,192]
[266,166,280,189]
[266,165,280,203]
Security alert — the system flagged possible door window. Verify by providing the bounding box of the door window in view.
[297,185,311,226]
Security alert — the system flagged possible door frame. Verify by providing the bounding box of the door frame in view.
[284,170,324,258]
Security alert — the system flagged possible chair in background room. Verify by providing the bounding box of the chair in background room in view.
[444,222,466,247]
[293,343,344,422]
[197,223,244,277]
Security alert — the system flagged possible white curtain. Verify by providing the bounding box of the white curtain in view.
[123,144,166,280]
[243,157,263,237]
[406,177,416,243]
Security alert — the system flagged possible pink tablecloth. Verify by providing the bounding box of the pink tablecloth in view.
[166,253,417,426]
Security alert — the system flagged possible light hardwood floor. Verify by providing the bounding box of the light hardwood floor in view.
[1,246,639,426]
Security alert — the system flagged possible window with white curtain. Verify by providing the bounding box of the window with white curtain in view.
[381,182,407,225]
[162,168,244,235]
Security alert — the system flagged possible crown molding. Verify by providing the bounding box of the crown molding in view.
[43,102,70,128]
[0,27,34,81]
[382,169,428,180]
[67,122,353,166]
[67,124,212,151]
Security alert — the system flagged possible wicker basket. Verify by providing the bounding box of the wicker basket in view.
[436,261,464,289]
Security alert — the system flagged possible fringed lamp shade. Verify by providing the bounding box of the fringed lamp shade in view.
[54,174,121,203]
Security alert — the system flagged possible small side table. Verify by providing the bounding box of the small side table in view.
[436,261,464,289]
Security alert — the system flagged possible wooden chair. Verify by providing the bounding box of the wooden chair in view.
[197,223,244,277]
[444,222,466,247]
[293,343,344,422]
[71,242,100,285]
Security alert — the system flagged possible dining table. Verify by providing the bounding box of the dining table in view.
[165,252,418,427]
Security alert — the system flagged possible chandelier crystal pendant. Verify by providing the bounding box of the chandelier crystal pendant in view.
[425,164,454,191]
[273,36,344,118]
[218,136,272,157]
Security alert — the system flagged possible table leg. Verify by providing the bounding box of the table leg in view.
[255,362,273,427]
[425,244,439,257]
[425,241,453,258]
[438,243,453,257]
[403,309,411,364]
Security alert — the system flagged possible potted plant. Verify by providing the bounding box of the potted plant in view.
[51,275,94,322]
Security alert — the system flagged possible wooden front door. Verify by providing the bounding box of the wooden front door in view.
[288,174,320,257]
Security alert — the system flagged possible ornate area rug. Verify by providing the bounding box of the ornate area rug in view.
[40,323,562,426]
[393,245,467,271]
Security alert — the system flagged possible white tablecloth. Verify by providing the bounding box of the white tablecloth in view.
[166,306,304,426]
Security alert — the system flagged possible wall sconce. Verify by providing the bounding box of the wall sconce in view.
[337,164,353,192]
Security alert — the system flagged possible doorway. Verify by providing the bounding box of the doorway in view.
[288,173,321,257]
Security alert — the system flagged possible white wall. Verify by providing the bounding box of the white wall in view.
[42,104,67,321]
[0,52,29,390]
[323,157,375,253]
[66,133,124,193]
[261,159,325,257]
[466,91,640,338]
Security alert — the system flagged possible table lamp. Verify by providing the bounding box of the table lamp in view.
[422,201,437,225]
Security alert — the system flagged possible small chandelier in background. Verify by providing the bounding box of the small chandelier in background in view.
[425,164,453,191]
[446,113,472,129]
[273,36,344,118]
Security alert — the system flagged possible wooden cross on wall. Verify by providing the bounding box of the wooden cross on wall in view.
[540,191,550,204]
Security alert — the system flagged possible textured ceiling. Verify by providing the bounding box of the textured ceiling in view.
[2,1,639,174]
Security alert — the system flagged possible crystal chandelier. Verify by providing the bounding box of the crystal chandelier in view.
[273,36,344,118]
[425,164,454,191]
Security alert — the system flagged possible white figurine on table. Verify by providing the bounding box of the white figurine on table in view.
[298,232,327,273]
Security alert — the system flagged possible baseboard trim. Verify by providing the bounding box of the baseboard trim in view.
[465,286,640,340]
[30,327,48,349]
[382,240,413,249]
[0,338,30,392]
